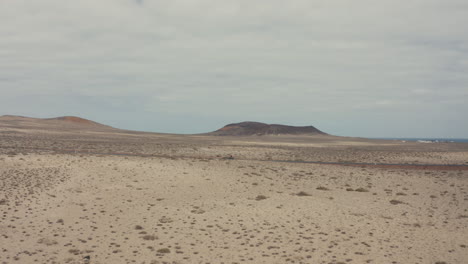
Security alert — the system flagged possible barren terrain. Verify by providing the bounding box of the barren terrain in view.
[1,116,468,264]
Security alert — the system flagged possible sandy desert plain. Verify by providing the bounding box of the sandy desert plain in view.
[1,116,468,264]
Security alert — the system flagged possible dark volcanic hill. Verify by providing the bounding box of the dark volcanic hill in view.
[209,121,326,136]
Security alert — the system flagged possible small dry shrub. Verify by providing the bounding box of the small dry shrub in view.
[38,238,58,246]
[355,188,369,192]
[191,208,206,214]
[159,216,173,223]
[157,248,170,254]
[390,200,403,205]
[316,186,329,191]
[142,235,158,240]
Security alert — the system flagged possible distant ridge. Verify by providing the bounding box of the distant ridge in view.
[209,121,326,136]
[0,115,114,130]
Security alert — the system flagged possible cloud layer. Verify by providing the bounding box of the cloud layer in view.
[1,0,467,137]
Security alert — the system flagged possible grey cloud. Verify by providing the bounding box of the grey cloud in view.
[1,0,467,137]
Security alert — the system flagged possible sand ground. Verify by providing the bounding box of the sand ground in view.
[1,129,468,264]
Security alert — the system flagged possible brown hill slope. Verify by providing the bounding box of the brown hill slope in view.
[45,116,109,127]
[209,121,326,136]
[0,115,115,131]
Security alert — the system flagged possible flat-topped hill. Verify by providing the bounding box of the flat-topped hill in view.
[208,121,326,136]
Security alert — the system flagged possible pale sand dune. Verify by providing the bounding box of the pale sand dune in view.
[1,121,468,264]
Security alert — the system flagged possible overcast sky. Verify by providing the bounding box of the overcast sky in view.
[1,0,467,138]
